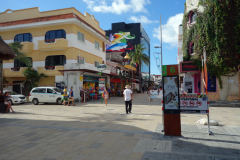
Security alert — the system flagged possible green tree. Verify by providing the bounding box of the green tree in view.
[129,44,150,86]
[22,67,47,88]
[9,42,31,66]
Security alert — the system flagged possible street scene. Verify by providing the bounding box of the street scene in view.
[0,0,240,159]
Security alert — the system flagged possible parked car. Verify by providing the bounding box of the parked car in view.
[3,90,26,105]
[29,87,63,105]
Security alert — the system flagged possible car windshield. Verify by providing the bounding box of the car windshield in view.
[53,88,62,93]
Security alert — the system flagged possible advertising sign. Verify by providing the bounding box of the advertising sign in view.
[180,93,208,113]
[98,78,105,94]
[180,61,199,73]
[97,64,106,71]
[149,90,162,98]
[162,65,179,76]
[163,76,180,113]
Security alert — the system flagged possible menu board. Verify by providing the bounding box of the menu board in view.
[163,76,179,110]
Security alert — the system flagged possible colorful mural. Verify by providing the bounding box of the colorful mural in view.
[106,31,135,52]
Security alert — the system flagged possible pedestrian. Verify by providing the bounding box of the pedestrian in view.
[107,87,111,99]
[62,86,68,106]
[142,86,145,93]
[187,85,192,93]
[68,86,75,106]
[123,85,132,114]
[102,88,109,106]
[4,92,15,113]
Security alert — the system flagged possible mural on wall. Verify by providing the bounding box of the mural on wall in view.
[106,31,135,52]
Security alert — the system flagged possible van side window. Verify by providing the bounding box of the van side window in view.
[32,89,38,93]
[47,88,54,93]
[38,88,46,93]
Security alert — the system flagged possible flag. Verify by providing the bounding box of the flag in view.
[135,63,138,67]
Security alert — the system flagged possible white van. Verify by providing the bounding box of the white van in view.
[29,87,63,105]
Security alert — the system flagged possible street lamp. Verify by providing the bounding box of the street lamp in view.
[124,52,133,89]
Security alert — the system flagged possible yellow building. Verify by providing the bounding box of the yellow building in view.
[0,7,111,98]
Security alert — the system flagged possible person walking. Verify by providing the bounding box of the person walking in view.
[68,86,75,106]
[123,85,132,114]
[102,88,109,106]
[62,86,68,106]
[142,86,145,94]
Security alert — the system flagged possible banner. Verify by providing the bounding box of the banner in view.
[99,78,105,94]
[149,90,162,98]
[180,93,208,113]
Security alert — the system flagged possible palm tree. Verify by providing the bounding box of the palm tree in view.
[129,44,150,87]
[22,67,47,88]
[9,42,31,66]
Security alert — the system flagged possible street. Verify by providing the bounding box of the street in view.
[0,93,240,160]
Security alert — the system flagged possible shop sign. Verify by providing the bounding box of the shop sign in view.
[180,61,199,73]
[97,64,106,71]
[83,76,99,82]
[180,93,208,113]
[162,65,178,76]
[99,78,105,94]
[162,75,180,113]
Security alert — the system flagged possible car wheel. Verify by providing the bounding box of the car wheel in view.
[10,100,13,105]
[32,99,39,105]
[57,98,62,105]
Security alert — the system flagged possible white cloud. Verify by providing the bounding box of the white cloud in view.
[128,15,158,24]
[83,0,151,14]
[175,1,179,4]
[153,13,183,48]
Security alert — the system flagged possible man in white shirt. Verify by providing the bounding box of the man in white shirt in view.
[123,85,133,114]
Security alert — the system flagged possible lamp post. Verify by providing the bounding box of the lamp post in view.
[124,52,133,88]
[155,15,164,132]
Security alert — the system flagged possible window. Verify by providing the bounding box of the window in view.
[38,88,46,93]
[95,61,100,67]
[95,41,100,49]
[0,36,2,40]
[207,74,217,92]
[14,33,32,42]
[45,55,66,66]
[77,31,85,42]
[77,56,85,64]
[45,29,66,43]
[32,89,38,93]
[14,57,32,68]
[189,42,195,55]
[47,88,54,93]
[190,12,197,23]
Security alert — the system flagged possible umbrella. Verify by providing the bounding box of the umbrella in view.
[0,38,15,93]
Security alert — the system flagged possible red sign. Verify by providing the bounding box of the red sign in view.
[196,101,202,106]
[180,61,199,73]
[182,101,188,106]
[190,101,195,106]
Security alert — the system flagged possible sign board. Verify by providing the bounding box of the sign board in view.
[180,93,208,113]
[180,61,199,73]
[149,90,162,98]
[162,65,178,76]
[99,78,105,94]
[162,75,180,113]
[97,64,106,71]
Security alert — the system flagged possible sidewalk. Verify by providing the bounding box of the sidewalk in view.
[0,93,240,160]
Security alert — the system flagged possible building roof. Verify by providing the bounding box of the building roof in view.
[0,38,15,60]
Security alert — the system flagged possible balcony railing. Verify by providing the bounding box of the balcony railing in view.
[45,66,55,70]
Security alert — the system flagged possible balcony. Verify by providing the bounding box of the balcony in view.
[38,38,68,51]
[21,42,34,53]
[37,66,64,76]
[3,67,29,77]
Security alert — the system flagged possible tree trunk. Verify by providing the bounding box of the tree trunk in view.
[0,60,3,94]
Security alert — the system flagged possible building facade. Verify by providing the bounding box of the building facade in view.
[0,7,111,100]
[105,22,150,90]
[179,0,239,101]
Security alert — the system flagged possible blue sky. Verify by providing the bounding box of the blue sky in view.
[0,0,185,75]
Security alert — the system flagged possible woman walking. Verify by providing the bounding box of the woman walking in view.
[102,88,109,106]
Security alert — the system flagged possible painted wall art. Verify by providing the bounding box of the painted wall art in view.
[106,31,135,52]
